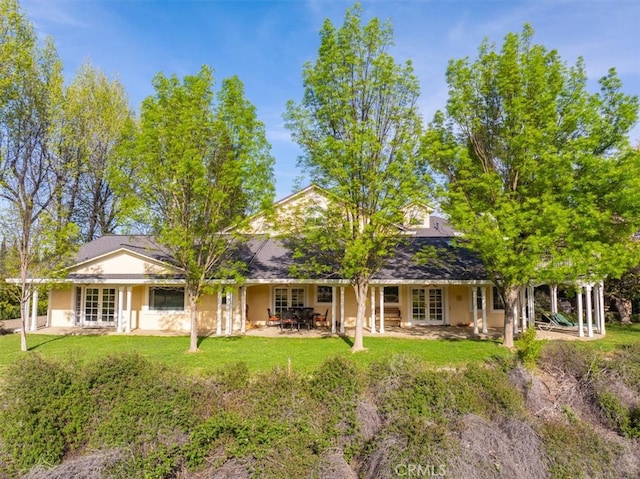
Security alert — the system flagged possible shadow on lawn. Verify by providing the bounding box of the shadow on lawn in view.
[28,335,66,351]
[197,334,243,348]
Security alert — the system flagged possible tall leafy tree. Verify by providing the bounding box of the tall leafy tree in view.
[606,264,640,324]
[113,66,274,352]
[0,0,76,351]
[424,25,640,347]
[54,62,133,242]
[285,4,426,352]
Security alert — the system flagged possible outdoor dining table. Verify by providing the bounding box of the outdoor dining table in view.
[280,307,316,330]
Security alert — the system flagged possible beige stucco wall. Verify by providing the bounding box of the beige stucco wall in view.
[447,284,504,328]
[48,283,245,333]
[73,251,176,276]
[47,281,507,333]
[246,284,271,325]
[49,287,76,327]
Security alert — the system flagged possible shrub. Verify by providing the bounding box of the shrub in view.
[0,353,204,477]
[309,355,361,441]
[541,419,617,478]
[462,364,524,418]
[84,354,202,450]
[0,355,91,474]
[597,392,640,439]
[515,327,545,369]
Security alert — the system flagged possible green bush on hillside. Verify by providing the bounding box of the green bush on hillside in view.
[0,353,204,477]
[1,342,639,478]
[541,419,617,478]
[515,326,545,369]
[0,355,90,472]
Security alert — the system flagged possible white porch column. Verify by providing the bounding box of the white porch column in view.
[599,281,606,336]
[481,286,488,334]
[117,287,124,333]
[472,287,479,335]
[513,302,519,336]
[550,284,558,314]
[370,286,376,333]
[339,286,345,334]
[593,284,601,334]
[46,290,51,327]
[216,290,223,336]
[527,285,535,327]
[225,291,233,335]
[125,286,132,333]
[576,285,584,338]
[30,289,38,332]
[585,283,593,338]
[331,286,337,334]
[378,286,385,334]
[240,287,247,333]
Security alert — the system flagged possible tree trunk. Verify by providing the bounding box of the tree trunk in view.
[19,245,30,352]
[502,285,520,348]
[20,296,28,352]
[189,293,199,352]
[611,296,632,325]
[351,278,369,352]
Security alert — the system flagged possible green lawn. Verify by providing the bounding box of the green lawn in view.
[0,332,510,376]
[0,323,638,377]
[575,322,640,351]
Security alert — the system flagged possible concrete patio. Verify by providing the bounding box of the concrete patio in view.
[1,316,603,342]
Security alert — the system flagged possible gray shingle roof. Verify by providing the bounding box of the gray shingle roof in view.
[76,235,177,265]
[71,233,487,283]
[373,237,487,281]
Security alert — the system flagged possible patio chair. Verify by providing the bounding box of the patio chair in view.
[298,307,314,330]
[313,309,329,328]
[280,309,299,330]
[550,312,577,327]
[267,308,281,327]
[536,312,577,330]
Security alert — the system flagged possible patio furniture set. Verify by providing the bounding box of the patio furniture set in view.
[267,308,329,330]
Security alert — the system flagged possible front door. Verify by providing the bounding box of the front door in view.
[83,287,117,326]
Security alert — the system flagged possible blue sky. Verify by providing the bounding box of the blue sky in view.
[21,0,640,199]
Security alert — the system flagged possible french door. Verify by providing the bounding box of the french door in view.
[82,287,117,326]
[411,288,444,324]
[273,287,305,316]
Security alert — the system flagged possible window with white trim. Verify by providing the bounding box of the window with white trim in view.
[383,286,399,304]
[316,285,333,304]
[492,287,505,311]
[149,287,185,311]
